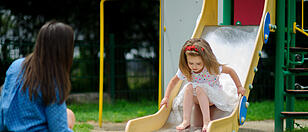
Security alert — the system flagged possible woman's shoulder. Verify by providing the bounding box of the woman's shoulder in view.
[6,58,25,75]
[12,58,25,65]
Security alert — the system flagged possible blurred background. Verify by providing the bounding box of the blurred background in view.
[0,0,284,103]
[1,0,308,131]
[0,0,160,102]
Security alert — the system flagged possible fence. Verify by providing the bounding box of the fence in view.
[0,38,159,102]
[2,38,295,102]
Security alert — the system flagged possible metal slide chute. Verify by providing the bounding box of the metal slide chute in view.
[125,0,276,131]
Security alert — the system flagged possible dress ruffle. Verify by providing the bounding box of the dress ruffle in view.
[184,82,238,112]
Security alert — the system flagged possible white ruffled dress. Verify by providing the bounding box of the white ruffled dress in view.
[176,67,237,112]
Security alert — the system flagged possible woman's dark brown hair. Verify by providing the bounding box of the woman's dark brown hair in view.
[21,21,74,105]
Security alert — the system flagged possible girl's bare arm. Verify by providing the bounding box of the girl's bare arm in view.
[160,75,180,108]
[221,65,246,95]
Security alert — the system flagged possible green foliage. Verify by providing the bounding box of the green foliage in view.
[127,76,152,90]
[127,76,157,101]
[0,10,16,38]
[70,41,99,93]
[0,0,160,100]
[73,123,94,132]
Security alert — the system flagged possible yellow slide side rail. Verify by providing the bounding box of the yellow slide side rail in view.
[125,80,183,132]
[158,0,162,110]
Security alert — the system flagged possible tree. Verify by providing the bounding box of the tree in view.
[0,0,159,100]
[102,0,159,100]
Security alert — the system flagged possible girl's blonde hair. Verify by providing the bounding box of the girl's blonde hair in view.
[179,38,221,81]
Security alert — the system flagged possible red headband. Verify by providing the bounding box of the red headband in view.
[184,45,204,52]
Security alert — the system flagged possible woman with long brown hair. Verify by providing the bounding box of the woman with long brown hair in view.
[0,21,75,131]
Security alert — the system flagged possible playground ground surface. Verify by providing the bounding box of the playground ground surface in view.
[88,119,308,132]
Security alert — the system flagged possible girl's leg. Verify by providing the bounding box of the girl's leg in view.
[192,103,203,127]
[195,87,210,131]
[193,103,214,127]
[176,84,194,130]
[67,108,75,129]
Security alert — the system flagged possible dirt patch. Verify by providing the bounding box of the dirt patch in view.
[67,93,111,104]
[87,121,126,132]
[87,120,308,132]
[239,119,308,132]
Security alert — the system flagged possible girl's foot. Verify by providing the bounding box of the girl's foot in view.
[202,124,208,132]
[176,122,190,130]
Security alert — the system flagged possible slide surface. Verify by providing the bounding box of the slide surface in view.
[125,0,276,131]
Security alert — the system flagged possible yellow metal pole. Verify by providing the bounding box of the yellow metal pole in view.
[302,0,304,29]
[158,0,162,110]
[293,22,297,34]
[293,22,308,37]
[296,26,308,37]
[99,0,105,128]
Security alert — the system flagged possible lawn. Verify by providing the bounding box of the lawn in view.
[68,99,308,131]
[247,100,308,121]
[67,100,157,131]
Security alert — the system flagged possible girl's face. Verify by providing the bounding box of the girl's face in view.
[186,55,204,73]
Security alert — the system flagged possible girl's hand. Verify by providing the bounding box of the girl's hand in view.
[237,86,246,96]
[160,97,169,108]
[66,108,75,129]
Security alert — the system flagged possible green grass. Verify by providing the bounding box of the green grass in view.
[243,100,308,131]
[68,99,308,122]
[67,100,157,122]
[72,123,94,132]
[246,100,274,121]
[68,100,157,131]
[67,103,98,122]
[289,128,308,132]
[102,100,157,122]
[286,127,308,132]
[68,99,308,131]
[247,100,308,121]
[287,122,308,132]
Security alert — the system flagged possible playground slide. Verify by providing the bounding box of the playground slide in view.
[125,0,276,131]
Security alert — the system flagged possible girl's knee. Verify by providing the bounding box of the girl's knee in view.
[185,84,193,93]
[195,87,206,96]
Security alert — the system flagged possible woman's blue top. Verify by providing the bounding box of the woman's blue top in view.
[0,58,73,132]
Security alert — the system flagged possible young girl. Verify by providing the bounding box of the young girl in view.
[0,21,75,131]
[160,38,245,132]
